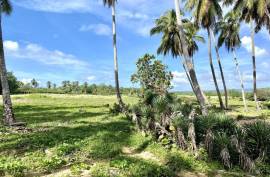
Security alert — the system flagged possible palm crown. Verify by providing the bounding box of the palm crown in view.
[215,12,241,52]
[186,0,222,28]
[1,0,12,15]
[150,10,204,58]
[103,0,117,7]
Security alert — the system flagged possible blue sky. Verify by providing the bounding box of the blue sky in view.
[2,0,270,91]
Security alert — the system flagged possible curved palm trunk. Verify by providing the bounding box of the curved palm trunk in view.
[111,3,124,108]
[182,58,209,103]
[181,57,195,93]
[210,29,228,109]
[207,28,224,109]
[232,49,248,112]
[174,0,208,115]
[250,21,260,110]
[0,12,15,125]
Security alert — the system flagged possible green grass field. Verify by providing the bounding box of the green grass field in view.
[0,94,269,177]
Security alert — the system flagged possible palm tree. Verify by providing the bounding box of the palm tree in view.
[174,0,208,115]
[150,10,205,95]
[224,0,262,110]
[0,0,16,125]
[186,0,225,109]
[103,0,124,108]
[216,12,248,111]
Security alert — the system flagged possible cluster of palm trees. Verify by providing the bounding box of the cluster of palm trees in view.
[149,0,269,114]
[0,0,269,125]
[133,0,268,113]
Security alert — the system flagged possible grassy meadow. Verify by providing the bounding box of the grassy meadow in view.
[0,94,269,177]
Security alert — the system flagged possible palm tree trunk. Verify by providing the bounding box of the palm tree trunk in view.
[210,29,228,109]
[181,57,195,93]
[250,21,260,110]
[111,2,124,108]
[174,0,208,115]
[182,58,209,103]
[0,12,15,125]
[207,28,224,109]
[233,49,248,112]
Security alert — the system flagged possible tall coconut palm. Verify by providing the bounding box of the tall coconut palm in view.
[150,10,205,93]
[103,0,124,108]
[151,5,208,115]
[224,0,261,110]
[216,11,248,111]
[0,0,15,125]
[186,0,225,109]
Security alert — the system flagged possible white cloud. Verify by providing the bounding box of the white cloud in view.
[261,62,269,68]
[241,36,267,57]
[14,0,97,13]
[21,78,32,84]
[172,71,189,86]
[4,40,88,69]
[14,0,173,37]
[3,41,19,51]
[80,23,111,36]
[87,76,96,81]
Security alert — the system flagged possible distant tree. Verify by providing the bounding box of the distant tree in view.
[47,81,52,89]
[72,81,80,93]
[83,82,88,94]
[0,0,16,125]
[131,54,173,95]
[53,83,57,89]
[31,79,38,88]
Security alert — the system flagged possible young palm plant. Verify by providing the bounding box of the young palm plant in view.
[215,11,248,112]
[150,9,208,115]
[186,0,226,109]
[103,0,124,109]
[0,0,16,125]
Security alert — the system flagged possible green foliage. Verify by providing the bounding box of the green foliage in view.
[70,163,91,175]
[0,72,20,94]
[41,155,66,172]
[109,103,122,115]
[247,89,270,101]
[131,54,173,95]
[244,121,270,162]
[0,157,26,177]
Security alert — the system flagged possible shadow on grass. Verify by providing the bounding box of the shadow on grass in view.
[0,120,132,155]
[11,105,108,124]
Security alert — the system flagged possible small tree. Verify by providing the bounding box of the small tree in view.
[131,54,173,95]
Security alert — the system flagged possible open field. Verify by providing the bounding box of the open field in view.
[0,94,269,177]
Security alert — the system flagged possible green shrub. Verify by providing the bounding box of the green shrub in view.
[244,121,270,162]
[41,156,66,172]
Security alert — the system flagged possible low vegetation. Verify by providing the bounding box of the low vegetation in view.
[0,94,269,177]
